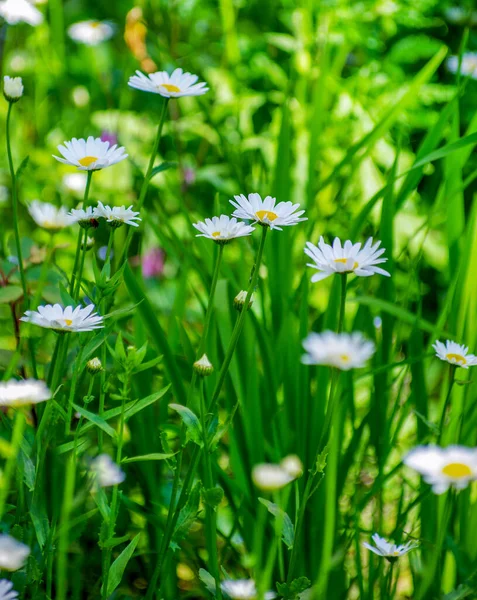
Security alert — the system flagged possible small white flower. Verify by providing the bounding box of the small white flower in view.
[90,454,125,487]
[304,237,390,283]
[3,76,23,102]
[128,67,208,98]
[53,136,128,171]
[193,215,255,243]
[233,290,255,312]
[403,445,477,494]
[28,200,73,231]
[447,53,477,79]
[67,20,114,46]
[94,202,141,228]
[252,464,293,492]
[68,206,99,229]
[20,303,104,333]
[0,379,50,407]
[62,173,87,196]
[0,0,43,26]
[0,535,30,571]
[280,455,303,479]
[0,579,18,600]
[301,331,375,370]
[230,193,307,230]
[433,340,477,369]
[363,533,418,560]
[221,579,276,600]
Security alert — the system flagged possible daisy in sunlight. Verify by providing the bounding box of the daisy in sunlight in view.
[301,331,375,370]
[0,535,30,571]
[0,0,43,26]
[28,200,72,231]
[305,237,390,282]
[363,534,418,561]
[53,136,128,171]
[94,202,141,228]
[221,579,276,600]
[230,193,307,230]
[21,303,104,333]
[128,67,208,98]
[68,20,114,46]
[193,215,255,244]
[433,340,477,369]
[0,379,51,407]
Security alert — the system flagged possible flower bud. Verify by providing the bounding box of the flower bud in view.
[280,454,304,479]
[81,236,95,250]
[193,353,214,377]
[86,357,103,374]
[3,76,23,103]
[234,290,254,312]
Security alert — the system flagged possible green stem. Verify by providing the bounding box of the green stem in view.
[65,343,85,435]
[6,102,28,303]
[69,171,92,296]
[37,334,67,442]
[337,273,347,333]
[438,365,456,443]
[73,229,89,302]
[0,410,26,520]
[56,452,76,600]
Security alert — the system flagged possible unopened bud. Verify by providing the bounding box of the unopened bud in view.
[86,357,103,374]
[193,353,214,377]
[234,290,254,312]
[4,76,23,103]
[81,236,95,250]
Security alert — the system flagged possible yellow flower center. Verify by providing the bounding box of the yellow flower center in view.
[255,210,278,222]
[393,550,400,556]
[91,21,101,28]
[441,462,472,478]
[446,353,467,365]
[64,319,73,327]
[340,354,350,362]
[160,83,181,93]
[78,156,98,167]
[334,258,359,269]
[211,231,221,238]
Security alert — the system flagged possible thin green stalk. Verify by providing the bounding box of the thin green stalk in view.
[37,334,67,442]
[337,274,347,333]
[6,102,27,303]
[56,452,76,600]
[438,365,456,443]
[65,343,85,435]
[70,171,92,296]
[73,229,89,302]
[0,409,26,520]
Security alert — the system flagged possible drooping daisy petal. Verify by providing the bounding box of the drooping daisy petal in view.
[301,331,375,370]
[362,533,418,560]
[28,200,73,231]
[305,236,390,282]
[0,579,19,600]
[94,202,141,228]
[0,0,43,26]
[0,379,51,407]
[53,136,128,171]
[90,454,125,487]
[230,193,307,230]
[193,215,255,243]
[403,445,477,494]
[0,535,30,571]
[221,579,276,600]
[433,339,477,369]
[68,20,114,46]
[20,303,104,333]
[128,67,209,98]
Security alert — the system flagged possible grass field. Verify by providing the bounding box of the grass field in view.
[1,1,477,599]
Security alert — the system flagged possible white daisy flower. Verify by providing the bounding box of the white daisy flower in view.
[233,290,255,312]
[62,172,87,196]
[3,76,23,102]
[67,20,114,46]
[0,535,30,571]
[221,579,276,600]
[0,580,18,600]
[230,193,307,230]
[68,206,99,229]
[447,53,477,79]
[90,454,125,487]
[28,200,73,231]
[128,67,208,98]
[304,237,390,282]
[94,202,141,228]
[363,534,418,560]
[0,379,51,407]
[193,215,255,243]
[20,303,104,333]
[280,455,303,479]
[53,136,128,171]
[252,464,293,492]
[403,445,477,494]
[0,0,43,26]
[433,340,477,369]
[301,331,375,370]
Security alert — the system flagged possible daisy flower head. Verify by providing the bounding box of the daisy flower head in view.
[193,215,255,244]
[94,202,141,228]
[90,454,125,488]
[433,339,477,369]
[302,330,375,370]
[67,20,114,46]
[447,53,477,79]
[0,379,51,407]
[128,67,208,98]
[252,463,293,492]
[363,534,418,562]
[28,200,73,231]
[0,535,30,571]
[305,237,390,283]
[69,206,99,229]
[3,76,23,102]
[53,136,128,171]
[0,580,18,600]
[20,303,104,333]
[230,193,307,230]
[221,579,276,600]
[0,0,43,26]
[403,445,477,494]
